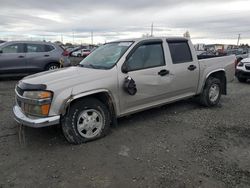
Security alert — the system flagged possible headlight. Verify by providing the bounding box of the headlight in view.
[237,62,244,67]
[21,91,53,117]
[23,91,52,99]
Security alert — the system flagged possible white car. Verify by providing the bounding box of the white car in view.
[236,58,250,82]
[72,49,91,57]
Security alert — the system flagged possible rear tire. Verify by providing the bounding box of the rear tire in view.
[198,77,222,107]
[45,63,60,71]
[237,77,247,83]
[62,98,111,144]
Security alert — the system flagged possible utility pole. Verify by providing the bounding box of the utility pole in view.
[72,31,75,44]
[91,31,93,45]
[237,34,241,46]
[61,34,63,43]
[151,23,154,37]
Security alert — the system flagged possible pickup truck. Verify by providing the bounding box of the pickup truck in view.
[13,37,235,144]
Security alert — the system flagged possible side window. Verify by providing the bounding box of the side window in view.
[2,44,24,53]
[126,43,165,71]
[27,44,45,53]
[168,41,193,64]
[45,45,55,52]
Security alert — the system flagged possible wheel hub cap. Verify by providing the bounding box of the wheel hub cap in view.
[49,66,59,70]
[209,84,220,102]
[77,109,104,139]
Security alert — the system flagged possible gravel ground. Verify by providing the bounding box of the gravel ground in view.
[0,78,250,188]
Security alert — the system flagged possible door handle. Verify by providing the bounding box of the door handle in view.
[44,55,50,57]
[158,69,170,76]
[18,55,24,58]
[188,65,197,71]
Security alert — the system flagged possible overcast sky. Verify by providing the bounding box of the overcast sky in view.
[0,0,250,44]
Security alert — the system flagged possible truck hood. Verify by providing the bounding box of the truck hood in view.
[21,66,112,90]
[241,58,250,63]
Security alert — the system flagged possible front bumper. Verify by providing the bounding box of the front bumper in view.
[13,105,60,128]
[235,70,250,79]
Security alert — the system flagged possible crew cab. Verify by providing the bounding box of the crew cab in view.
[13,37,235,144]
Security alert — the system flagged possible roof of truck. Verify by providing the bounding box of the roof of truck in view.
[111,36,189,43]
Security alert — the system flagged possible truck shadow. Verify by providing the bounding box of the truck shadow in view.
[17,125,68,147]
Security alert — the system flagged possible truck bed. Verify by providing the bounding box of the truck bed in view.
[197,55,236,93]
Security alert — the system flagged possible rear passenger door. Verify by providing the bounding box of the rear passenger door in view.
[0,43,26,74]
[166,39,199,96]
[25,43,53,72]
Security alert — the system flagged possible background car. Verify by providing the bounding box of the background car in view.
[197,51,223,59]
[235,58,250,82]
[227,48,249,64]
[71,49,91,57]
[0,41,71,75]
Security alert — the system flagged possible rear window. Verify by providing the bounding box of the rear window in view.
[168,41,193,64]
[26,44,55,53]
[45,45,55,52]
[27,44,45,53]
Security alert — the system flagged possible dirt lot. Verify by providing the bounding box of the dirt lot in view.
[0,78,250,188]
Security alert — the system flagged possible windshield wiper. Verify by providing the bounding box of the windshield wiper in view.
[79,64,108,70]
[78,64,95,68]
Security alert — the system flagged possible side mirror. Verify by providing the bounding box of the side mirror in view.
[121,62,129,73]
[0,50,2,54]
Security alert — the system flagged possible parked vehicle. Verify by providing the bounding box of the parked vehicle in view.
[0,41,71,75]
[227,48,249,64]
[197,51,224,59]
[235,58,250,82]
[13,37,235,144]
[71,49,91,57]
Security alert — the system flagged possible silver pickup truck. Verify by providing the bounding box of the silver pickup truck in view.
[13,37,235,144]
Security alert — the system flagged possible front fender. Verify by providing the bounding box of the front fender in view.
[60,89,118,116]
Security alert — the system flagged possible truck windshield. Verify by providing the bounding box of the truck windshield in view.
[79,42,133,69]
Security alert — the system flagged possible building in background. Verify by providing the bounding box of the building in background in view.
[194,43,206,51]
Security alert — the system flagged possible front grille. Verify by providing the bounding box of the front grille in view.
[17,99,22,108]
[15,86,24,109]
[245,65,250,70]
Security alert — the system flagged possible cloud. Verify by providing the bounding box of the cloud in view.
[0,0,249,44]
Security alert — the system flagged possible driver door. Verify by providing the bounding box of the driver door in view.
[118,40,172,115]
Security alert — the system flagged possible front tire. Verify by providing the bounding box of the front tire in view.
[62,98,111,144]
[198,77,222,107]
